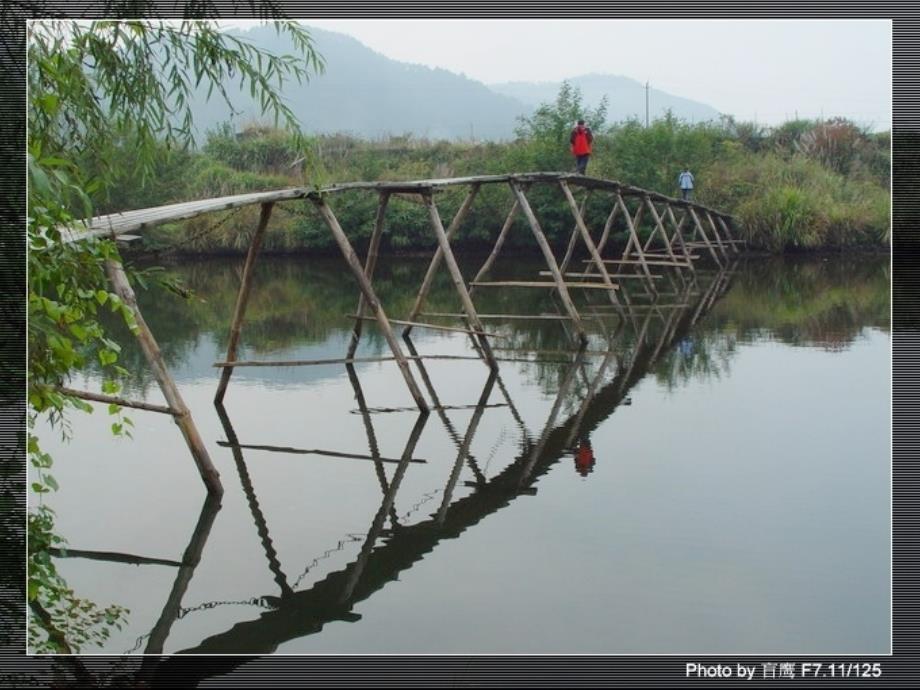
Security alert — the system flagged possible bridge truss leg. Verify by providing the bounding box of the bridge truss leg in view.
[105,257,223,497]
[215,202,275,404]
[310,196,430,413]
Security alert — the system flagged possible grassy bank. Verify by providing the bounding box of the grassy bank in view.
[93,93,890,256]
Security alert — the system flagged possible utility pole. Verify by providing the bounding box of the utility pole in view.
[645,81,650,127]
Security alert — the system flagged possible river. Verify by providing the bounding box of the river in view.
[34,253,890,655]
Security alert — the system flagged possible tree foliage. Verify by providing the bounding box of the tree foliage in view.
[27,18,322,652]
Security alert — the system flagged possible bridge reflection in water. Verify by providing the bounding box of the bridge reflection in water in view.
[56,261,736,660]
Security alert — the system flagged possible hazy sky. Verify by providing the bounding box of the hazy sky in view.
[229,19,891,127]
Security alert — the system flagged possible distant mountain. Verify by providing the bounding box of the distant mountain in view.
[189,25,526,141]
[187,26,724,142]
[489,74,722,125]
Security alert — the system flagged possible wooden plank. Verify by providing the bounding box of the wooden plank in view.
[215,203,274,404]
[348,314,507,338]
[217,440,427,464]
[471,280,620,290]
[61,188,306,243]
[105,259,222,497]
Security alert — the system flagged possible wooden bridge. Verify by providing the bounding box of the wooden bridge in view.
[59,172,743,498]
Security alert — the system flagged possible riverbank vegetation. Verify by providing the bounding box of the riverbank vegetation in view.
[93,83,890,256]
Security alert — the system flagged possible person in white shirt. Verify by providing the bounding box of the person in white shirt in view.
[678,168,695,200]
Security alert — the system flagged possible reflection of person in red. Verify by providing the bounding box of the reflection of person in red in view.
[574,437,596,477]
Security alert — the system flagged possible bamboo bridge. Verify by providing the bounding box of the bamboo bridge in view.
[60,172,744,498]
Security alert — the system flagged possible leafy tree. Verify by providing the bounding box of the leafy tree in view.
[27,18,322,652]
[511,80,608,171]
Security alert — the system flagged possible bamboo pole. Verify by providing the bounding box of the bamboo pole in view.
[403,183,481,332]
[717,215,741,254]
[643,195,682,267]
[509,182,587,343]
[144,494,221,654]
[469,198,520,295]
[215,202,274,404]
[214,402,294,600]
[437,371,497,523]
[53,386,176,415]
[105,258,222,497]
[705,210,730,260]
[594,196,622,257]
[560,180,622,309]
[422,193,499,369]
[339,411,428,603]
[348,191,390,358]
[665,205,693,267]
[310,196,429,412]
[402,337,488,485]
[687,207,723,267]
[558,189,593,275]
[615,193,656,289]
[348,314,506,338]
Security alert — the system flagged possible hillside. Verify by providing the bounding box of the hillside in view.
[490,73,722,124]
[187,25,726,141]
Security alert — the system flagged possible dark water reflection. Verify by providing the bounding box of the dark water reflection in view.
[38,254,890,657]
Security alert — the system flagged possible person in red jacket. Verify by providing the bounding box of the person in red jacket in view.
[573,436,596,477]
[570,119,594,175]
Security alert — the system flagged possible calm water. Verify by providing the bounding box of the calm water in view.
[35,253,890,655]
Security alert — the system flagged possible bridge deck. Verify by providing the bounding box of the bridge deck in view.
[60,172,734,244]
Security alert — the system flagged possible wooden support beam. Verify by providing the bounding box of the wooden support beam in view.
[560,180,622,309]
[53,386,176,415]
[643,196,684,268]
[352,402,508,414]
[469,198,519,294]
[216,440,427,464]
[705,210,730,260]
[348,191,390,358]
[421,311,577,321]
[471,280,619,290]
[594,196,622,257]
[403,183,481,332]
[49,548,183,567]
[615,193,657,290]
[538,271,664,279]
[580,259,691,268]
[215,202,274,404]
[717,215,742,253]
[509,181,587,343]
[558,189,592,275]
[687,206,723,267]
[348,314,506,338]
[309,196,429,412]
[105,258,222,497]
[421,193,499,368]
[665,206,692,260]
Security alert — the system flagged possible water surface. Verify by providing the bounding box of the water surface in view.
[35,254,890,655]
